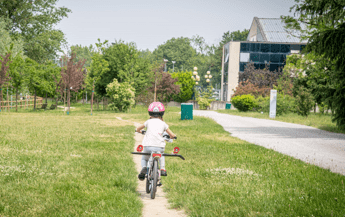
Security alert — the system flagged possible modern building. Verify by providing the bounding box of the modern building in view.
[221,17,307,101]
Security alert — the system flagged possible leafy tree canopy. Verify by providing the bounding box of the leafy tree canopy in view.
[0,0,71,63]
[152,37,197,72]
[0,19,23,57]
[71,44,96,68]
[283,0,345,128]
[171,71,194,102]
[98,40,152,97]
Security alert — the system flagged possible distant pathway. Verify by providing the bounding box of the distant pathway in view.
[194,110,345,176]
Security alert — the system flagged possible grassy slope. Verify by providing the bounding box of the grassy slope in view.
[126,107,345,216]
[0,106,141,216]
[217,109,345,134]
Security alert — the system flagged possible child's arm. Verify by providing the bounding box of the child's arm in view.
[136,124,145,133]
[166,128,176,139]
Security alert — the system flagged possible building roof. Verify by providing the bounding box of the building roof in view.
[248,17,307,43]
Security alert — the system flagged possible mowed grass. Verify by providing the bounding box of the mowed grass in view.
[217,109,345,134]
[0,107,141,216]
[1,104,345,216]
[124,106,345,216]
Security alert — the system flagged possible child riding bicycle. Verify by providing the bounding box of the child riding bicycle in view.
[135,102,176,180]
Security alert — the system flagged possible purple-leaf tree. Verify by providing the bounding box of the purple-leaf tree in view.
[60,52,86,114]
[0,53,12,112]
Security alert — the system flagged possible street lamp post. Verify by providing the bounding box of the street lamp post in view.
[191,67,200,100]
[164,59,169,72]
[172,61,176,72]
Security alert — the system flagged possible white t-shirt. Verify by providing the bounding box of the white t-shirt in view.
[142,118,169,148]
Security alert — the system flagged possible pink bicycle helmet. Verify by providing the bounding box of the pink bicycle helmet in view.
[148,102,165,117]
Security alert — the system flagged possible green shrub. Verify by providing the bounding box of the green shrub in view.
[106,79,135,112]
[197,86,214,110]
[255,94,296,116]
[197,97,211,110]
[231,94,258,112]
[295,86,314,117]
[255,96,270,113]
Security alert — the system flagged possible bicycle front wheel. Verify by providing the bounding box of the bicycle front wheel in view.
[150,159,158,199]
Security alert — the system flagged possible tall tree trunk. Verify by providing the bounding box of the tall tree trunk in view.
[0,86,2,112]
[64,87,66,115]
[34,88,37,110]
[67,89,70,114]
[91,83,94,115]
[7,87,9,112]
[16,88,18,112]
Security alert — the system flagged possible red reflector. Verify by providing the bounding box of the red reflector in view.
[173,147,180,154]
[152,153,161,158]
[137,145,143,152]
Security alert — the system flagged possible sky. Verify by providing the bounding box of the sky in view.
[55,0,296,51]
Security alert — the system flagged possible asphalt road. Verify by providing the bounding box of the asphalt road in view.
[194,110,345,176]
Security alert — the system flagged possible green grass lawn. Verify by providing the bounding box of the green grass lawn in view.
[217,109,345,134]
[0,105,141,216]
[1,104,345,216]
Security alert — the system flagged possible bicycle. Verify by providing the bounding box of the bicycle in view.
[132,130,185,199]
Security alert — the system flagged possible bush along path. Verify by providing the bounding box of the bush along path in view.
[194,110,345,176]
[116,117,186,217]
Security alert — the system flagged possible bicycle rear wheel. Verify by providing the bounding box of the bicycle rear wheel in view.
[150,160,158,199]
[146,168,150,194]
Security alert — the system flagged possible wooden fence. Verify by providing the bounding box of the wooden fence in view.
[0,96,43,111]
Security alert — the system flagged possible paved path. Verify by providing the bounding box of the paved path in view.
[194,110,345,176]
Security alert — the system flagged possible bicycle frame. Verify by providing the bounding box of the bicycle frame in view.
[132,130,185,199]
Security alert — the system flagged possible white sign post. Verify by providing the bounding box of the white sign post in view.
[269,89,277,118]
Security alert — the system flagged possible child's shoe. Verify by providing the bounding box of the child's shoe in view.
[161,169,167,176]
[138,167,147,181]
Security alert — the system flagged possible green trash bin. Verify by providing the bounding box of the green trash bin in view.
[226,103,231,109]
[181,103,193,120]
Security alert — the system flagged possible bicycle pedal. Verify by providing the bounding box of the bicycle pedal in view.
[157,182,162,187]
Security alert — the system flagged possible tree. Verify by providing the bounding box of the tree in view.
[0,19,24,57]
[149,72,180,104]
[233,80,270,98]
[106,78,135,112]
[191,35,208,55]
[98,41,152,96]
[0,0,71,63]
[282,0,345,128]
[239,62,283,88]
[24,58,49,110]
[171,71,194,102]
[152,37,197,72]
[9,54,25,112]
[60,53,86,114]
[71,44,95,68]
[0,52,11,112]
[87,43,110,111]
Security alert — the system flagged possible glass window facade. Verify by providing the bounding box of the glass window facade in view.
[239,42,305,72]
[223,44,229,84]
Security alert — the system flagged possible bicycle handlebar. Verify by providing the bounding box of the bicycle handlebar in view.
[131,152,185,160]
